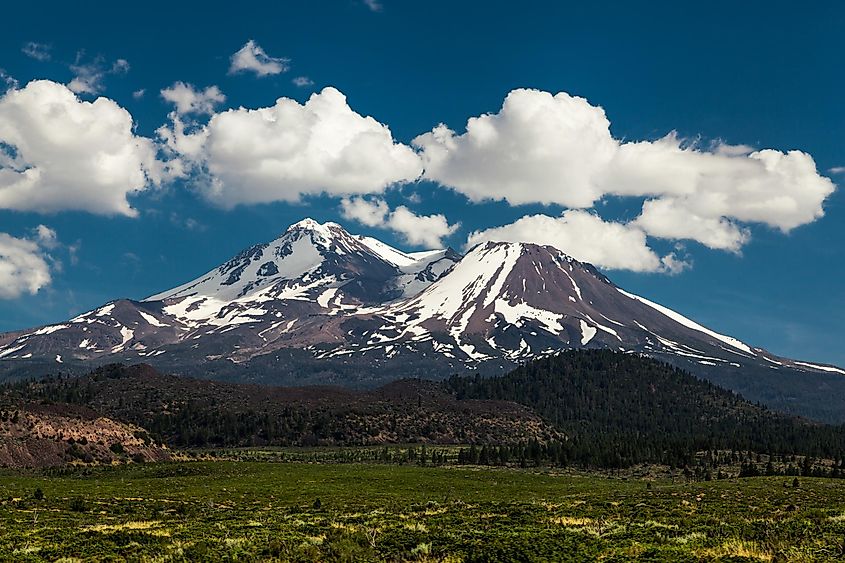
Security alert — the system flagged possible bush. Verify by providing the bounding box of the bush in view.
[109,443,125,455]
[33,488,44,501]
[133,430,152,445]
[68,497,86,512]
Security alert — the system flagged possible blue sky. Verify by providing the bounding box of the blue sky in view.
[1,0,844,366]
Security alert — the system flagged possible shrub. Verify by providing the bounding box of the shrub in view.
[133,430,152,445]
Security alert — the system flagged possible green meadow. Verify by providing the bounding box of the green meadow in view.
[2,459,845,561]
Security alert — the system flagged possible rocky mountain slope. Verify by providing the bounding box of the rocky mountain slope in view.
[1,219,844,422]
[0,403,170,468]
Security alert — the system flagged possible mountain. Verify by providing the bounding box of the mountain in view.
[1,219,844,422]
[0,219,461,370]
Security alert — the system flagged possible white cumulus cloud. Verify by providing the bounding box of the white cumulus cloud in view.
[229,40,290,77]
[414,89,617,208]
[0,80,165,216]
[415,88,835,251]
[341,196,458,248]
[340,196,390,227]
[160,87,422,206]
[0,231,54,299]
[161,82,225,115]
[633,198,750,252]
[466,211,688,274]
[389,205,459,247]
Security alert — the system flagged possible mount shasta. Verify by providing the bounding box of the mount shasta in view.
[2,219,844,422]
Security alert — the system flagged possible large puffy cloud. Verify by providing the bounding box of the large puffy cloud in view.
[0,230,53,299]
[161,87,422,206]
[229,40,289,77]
[415,90,617,208]
[0,80,164,216]
[340,196,458,248]
[415,89,835,250]
[608,140,834,241]
[466,211,687,273]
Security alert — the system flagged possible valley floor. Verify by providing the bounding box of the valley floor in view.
[1,460,845,561]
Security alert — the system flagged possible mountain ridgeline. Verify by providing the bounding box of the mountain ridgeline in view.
[3,351,845,470]
[2,218,845,422]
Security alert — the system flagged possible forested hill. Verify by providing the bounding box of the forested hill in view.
[446,350,845,467]
[4,351,845,470]
[0,364,561,450]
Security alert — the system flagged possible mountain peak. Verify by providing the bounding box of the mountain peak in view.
[288,217,325,229]
[467,239,576,265]
[285,217,344,235]
[282,218,356,251]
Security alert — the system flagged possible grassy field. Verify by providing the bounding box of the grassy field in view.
[2,461,845,561]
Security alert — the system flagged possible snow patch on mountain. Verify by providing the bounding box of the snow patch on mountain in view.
[496,299,564,334]
[579,320,597,345]
[616,288,753,354]
[355,235,417,267]
[139,311,168,327]
[794,361,845,376]
[32,324,69,336]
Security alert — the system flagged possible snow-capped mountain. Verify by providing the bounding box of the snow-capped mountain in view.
[0,219,462,366]
[2,219,844,422]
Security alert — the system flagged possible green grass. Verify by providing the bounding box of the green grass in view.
[2,461,845,561]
